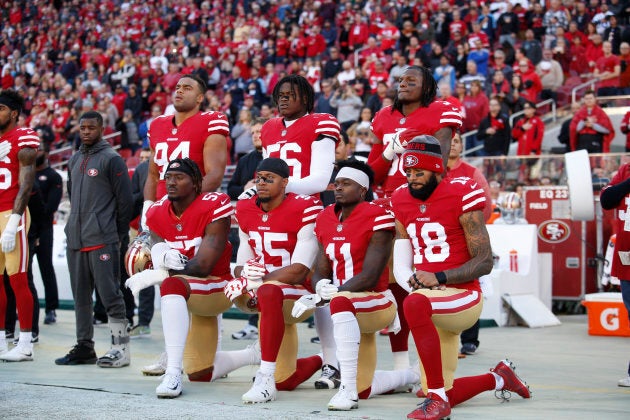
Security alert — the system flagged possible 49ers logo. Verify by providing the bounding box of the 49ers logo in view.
[87,168,98,176]
[404,154,419,168]
[538,220,570,243]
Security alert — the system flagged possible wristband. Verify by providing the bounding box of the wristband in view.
[435,271,447,285]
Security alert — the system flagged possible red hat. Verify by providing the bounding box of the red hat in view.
[401,135,444,173]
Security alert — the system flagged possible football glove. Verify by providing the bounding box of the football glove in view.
[151,242,188,270]
[291,294,322,318]
[315,278,338,301]
[224,277,248,301]
[242,257,266,281]
[125,268,169,297]
[238,186,257,200]
[382,131,407,161]
[1,213,21,253]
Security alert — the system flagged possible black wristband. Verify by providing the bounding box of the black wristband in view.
[435,271,447,285]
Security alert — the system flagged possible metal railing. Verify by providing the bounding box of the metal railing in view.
[571,78,599,105]
[49,131,121,170]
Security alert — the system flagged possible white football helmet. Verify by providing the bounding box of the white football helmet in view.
[497,192,523,224]
[125,231,154,276]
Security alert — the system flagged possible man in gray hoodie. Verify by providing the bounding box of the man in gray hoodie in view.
[56,111,133,368]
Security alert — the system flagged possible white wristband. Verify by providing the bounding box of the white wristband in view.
[5,213,21,231]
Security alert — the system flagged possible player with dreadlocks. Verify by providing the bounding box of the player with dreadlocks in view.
[126,158,261,398]
[365,66,464,386]
[238,74,343,390]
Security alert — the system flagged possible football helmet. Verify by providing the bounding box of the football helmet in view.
[497,192,523,224]
[125,231,154,276]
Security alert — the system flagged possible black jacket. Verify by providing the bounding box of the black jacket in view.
[227,150,263,200]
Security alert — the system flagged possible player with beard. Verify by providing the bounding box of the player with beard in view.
[292,160,420,411]
[141,74,229,231]
[367,66,463,377]
[391,135,531,420]
[126,158,260,398]
[0,90,39,361]
[226,157,324,404]
[244,74,343,389]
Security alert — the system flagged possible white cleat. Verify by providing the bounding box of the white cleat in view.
[242,370,277,404]
[328,384,359,411]
[156,373,183,399]
[142,352,167,376]
[0,345,33,362]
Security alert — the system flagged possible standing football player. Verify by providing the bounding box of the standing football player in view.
[253,74,342,388]
[293,160,419,411]
[227,157,324,403]
[0,90,39,361]
[126,158,260,398]
[391,135,530,420]
[367,65,463,375]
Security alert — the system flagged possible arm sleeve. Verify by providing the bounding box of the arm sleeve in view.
[393,239,413,293]
[600,178,630,209]
[236,228,256,266]
[285,138,335,195]
[290,224,319,268]
[591,123,610,134]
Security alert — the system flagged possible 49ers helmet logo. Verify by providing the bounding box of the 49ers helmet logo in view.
[87,168,98,176]
[538,220,570,243]
[404,155,419,168]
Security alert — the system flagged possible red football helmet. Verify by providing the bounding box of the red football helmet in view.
[124,231,153,276]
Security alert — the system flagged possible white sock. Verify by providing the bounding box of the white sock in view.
[428,387,448,401]
[212,345,259,380]
[18,332,33,352]
[392,351,410,371]
[369,368,417,396]
[259,360,276,376]
[332,311,359,391]
[315,306,337,367]
[217,314,223,351]
[492,371,504,390]
[161,295,189,376]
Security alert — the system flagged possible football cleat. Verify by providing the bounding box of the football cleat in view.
[142,352,167,376]
[491,359,531,401]
[315,364,341,389]
[0,345,33,362]
[327,384,359,411]
[407,392,451,420]
[156,373,183,399]
[242,370,277,404]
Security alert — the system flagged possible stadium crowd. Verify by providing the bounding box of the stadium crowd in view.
[1,0,629,167]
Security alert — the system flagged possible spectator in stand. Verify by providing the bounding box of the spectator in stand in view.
[569,35,589,77]
[323,48,343,80]
[365,59,389,95]
[462,80,490,155]
[522,29,543,67]
[620,43,630,95]
[330,84,363,133]
[506,74,527,115]
[116,109,141,154]
[468,21,491,51]
[459,61,487,93]
[388,54,409,89]
[536,49,564,102]
[478,97,512,157]
[594,41,621,98]
[453,43,469,80]
[377,18,401,55]
[585,34,605,76]
[366,81,389,116]
[496,3,519,47]
[512,101,545,156]
[603,16,623,55]
[232,109,254,162]
[321,21,338,49]
[449,9,468,40]
[516,60,542,103]
[305,25,327,60]
[570,90,615,153]
[224,66,247,108]
[621,109,630,152]
[338,19,353,58]
[486,71,512,115]
[543,0,570,48]
[468,39,491,77]
[337,61,356,87]
[400,20,421,53]
[139,106,162,149]
[348,14,370,54]
[315,79,337,115]
[124,84,143,125]
[434,55,456,92]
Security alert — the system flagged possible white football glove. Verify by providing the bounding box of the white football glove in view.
[382,131,408,161]
[315,278,339,301]
[140,200,154,232]
[151,242,188,270]
[0,140,11,161]
[291,294,322,318]
[238,186,257,200]
[125,268,169,297]
[1,213,21,253]
[242,257,266,281]
[224,277,248,301]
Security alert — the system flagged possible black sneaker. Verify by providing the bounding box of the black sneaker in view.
[460,343,477,355]
[44,310,56,325]
[315,364,341,389]
[55,343,98,365]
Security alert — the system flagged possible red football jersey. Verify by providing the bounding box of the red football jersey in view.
[148,111,229,198]
[391,177,486,291]
[603,163,630,279]
[369,101,462,196]
[236,193,323,271]
[314,202,395,292]
[261,113,341,180]
[0,127,40,211]
[146,191,234,277]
